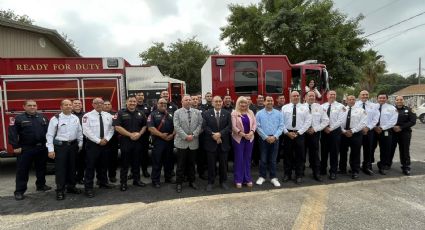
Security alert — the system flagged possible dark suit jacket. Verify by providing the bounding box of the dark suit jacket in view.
[202,108,232,152]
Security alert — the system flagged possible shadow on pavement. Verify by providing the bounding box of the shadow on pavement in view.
[0,161,424,215]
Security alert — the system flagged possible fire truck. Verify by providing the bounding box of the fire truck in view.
[201,55,329,103]
[0,57,185,157]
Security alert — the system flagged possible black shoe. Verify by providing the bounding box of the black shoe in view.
[66,187,82,194]
[313,174,323,182]
[352,173,359,179]
[206,184,213,192]
[295,177,302,185]
[176,184,182,193]
[337,169,347,175]
[362,168,374,176]
[329,173,337,180]
[56,191,65,200]
[165,178,176,184]
[199,173,208,180]
[85,190,94,198]
[403,170,411,176]
[320,170,327,176]
[120,183,128,191]
[378,169,386,175]
[36,185,52,192]
[171,171,176,177]
[99,183,114,189]
[282,175,291,182]
[152,182,161,188]
[220,183,229,190]
[133,180,146,187]
[189,182,198,190]
[143,170,150,178]
[14,193,25,201]
[128,174,133,180]
[109,177,117,183]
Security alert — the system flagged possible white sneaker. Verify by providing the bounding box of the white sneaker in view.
[270,178,281,187]
[256,177,266,185]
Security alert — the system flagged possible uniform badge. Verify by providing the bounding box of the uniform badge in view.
[169,106,172,109]
[83,116,88,123]
[9,117,15,126]
[144,107,147,110]
[169,114,173,118]
[342,107,346,112]
[405,110,408,113]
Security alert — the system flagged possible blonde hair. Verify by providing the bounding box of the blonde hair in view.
[235,96,254,116]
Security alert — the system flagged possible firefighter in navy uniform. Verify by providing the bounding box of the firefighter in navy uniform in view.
[148,98,176,188]
[113,96,148,191]
[103,100,119,183]
[390,96,416,175]
[72,99,86,184]
[136,91,152,178]
[8,100,51,201]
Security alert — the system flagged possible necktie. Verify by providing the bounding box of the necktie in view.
[377,105,382,126]
[362,102,366,110]
[292,104,297,128]
[99,112,104,139]
[327,104,331,117]
[345,107,351,130]
[216,111,220,128]
[187,110,191,126]
[309,104,312,113]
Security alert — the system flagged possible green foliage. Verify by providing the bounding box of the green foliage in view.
[359,49,386,93]
[0,9,33,24]
[220,0,369,88]
[139,37,218,93]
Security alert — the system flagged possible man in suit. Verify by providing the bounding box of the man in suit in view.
[202,96,232,191]
[173,95,204,193]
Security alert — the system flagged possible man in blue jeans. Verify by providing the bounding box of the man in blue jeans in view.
[255,96,285,187]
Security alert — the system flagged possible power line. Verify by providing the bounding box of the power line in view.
[371,22,425,47]
[364,10,425,37]
[364,0,400,17]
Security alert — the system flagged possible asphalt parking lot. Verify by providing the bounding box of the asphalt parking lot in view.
[0,123,424,230]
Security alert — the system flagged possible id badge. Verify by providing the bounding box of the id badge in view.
[384,131,388,137]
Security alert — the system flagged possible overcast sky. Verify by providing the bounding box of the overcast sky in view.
[1,0,424,76]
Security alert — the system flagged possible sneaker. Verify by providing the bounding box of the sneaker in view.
[270,178,281,187]
[256,177,266,185]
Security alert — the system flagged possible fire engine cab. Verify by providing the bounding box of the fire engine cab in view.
[0,57,185,157]
[201,55,329,103]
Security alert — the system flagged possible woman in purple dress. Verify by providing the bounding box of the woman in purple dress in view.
[231,96,257,188]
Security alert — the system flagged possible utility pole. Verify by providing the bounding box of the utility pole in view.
[419,57,422,84]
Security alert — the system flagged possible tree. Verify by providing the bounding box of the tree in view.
[359,49,386,93]
[1,9,80,54]
[220,0,369,88]
[139,37,218,93]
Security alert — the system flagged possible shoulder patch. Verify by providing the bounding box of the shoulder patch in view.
[342,107,347,112]
[83,116,88,123]
[9,117,15,126]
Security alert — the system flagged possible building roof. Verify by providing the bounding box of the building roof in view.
[0,18,80,57]
[393,84,425,96]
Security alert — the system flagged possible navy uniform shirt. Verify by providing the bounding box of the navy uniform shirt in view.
[8,112,49,149]
[113,109,147,142]
[136,103,151,118]
[72,110,85,125]
[147,109,174,143]
[395,106,416,131]
[200,103,213,112]
[153,102,178,115]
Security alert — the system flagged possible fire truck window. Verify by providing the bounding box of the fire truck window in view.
[234,71,258,93]
[305,69,321,91]
[291,68,301,92]
[265,71,283,94]
[234,61,257,70]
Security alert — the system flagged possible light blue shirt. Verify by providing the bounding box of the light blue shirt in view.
[256,108,285,140]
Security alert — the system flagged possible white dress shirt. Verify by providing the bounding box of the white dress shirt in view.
[46,113,83,152]
[341,106,367,133]
[281,103,311,135]
[82,110,114,144]
[354,100,379,130]
[377,103,398,130]
[307,103,329,132]
[321,101,345,131]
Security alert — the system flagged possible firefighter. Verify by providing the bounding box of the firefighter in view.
[390,96,416,175]
[223,95,234,112]
[339,95,367,179]
[103,100,119,183]
[148,98,176,188]
[46,99,83,200]
[114,96,148,191]
[200,92,213,111]
[304,91,329,182]
[320,90,344,180]
[8,100,51,200]
[373,93,398,175]
[82,98,115,198]
[136,91,152,178]
[72,99,86,184]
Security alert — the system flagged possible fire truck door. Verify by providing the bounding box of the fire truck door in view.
[81,78,120,112]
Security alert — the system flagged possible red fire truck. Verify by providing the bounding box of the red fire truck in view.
[0,57,185,157]
[201,55,329,103]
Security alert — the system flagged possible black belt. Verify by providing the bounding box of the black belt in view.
[288,130,298,132]
[54,140,78,146]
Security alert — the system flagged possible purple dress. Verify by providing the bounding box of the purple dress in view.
[233,114,254,184]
